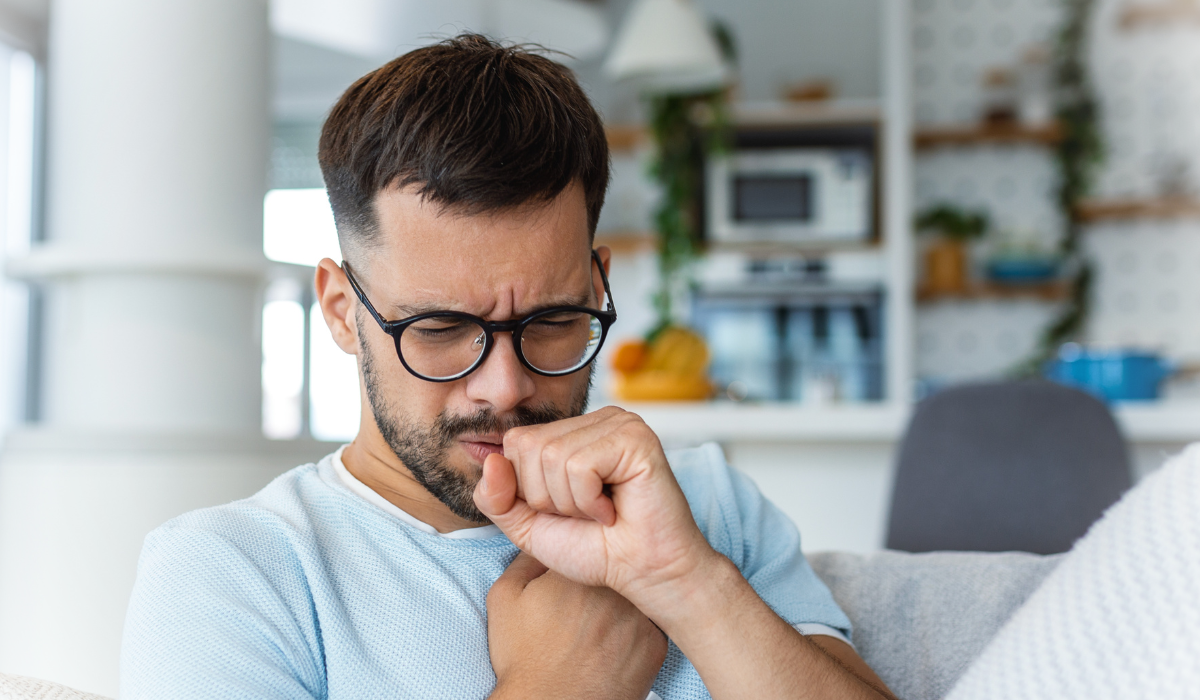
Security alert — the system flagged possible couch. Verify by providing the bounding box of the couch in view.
[810,550,1060,700]
[0,549,1060,700]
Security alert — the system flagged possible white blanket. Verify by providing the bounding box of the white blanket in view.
[0,673,109,700]
[948,443,1200,700]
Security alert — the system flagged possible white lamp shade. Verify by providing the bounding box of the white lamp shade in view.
[603,0,728,93]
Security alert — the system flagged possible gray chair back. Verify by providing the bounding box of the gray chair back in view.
[886,380,1131,554]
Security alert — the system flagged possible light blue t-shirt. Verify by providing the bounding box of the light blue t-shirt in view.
[121,443,851,699]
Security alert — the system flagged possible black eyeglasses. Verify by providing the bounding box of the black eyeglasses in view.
[343,250,617,382]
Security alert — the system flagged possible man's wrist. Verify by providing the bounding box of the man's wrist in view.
[626,545,741,638]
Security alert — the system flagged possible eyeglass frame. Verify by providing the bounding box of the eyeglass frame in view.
[342,249,618,383]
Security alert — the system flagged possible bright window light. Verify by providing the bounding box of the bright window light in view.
[309,303,360,442]
[1,48,36,433]
[261,294,305,439]
[263,188,341,266]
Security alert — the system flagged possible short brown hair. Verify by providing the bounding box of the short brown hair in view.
[318,34,610,259]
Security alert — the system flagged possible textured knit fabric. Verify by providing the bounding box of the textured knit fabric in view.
[120,442,851,700]
[0,674,111,700]
[946,443,1200,700]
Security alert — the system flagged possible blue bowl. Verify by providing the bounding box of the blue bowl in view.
[987,258,1060,283]
[1044,345,1174,402]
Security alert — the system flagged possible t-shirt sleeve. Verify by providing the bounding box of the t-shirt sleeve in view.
[120,522,325,700]
[670,443,853,640]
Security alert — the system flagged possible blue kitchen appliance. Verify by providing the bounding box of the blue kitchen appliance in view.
[1044,344,1174,402]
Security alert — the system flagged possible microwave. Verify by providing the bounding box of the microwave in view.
[706,147,874,246]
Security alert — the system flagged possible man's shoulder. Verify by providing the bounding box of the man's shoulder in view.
[664,443,768,560]
[664,442,733,498]
[145,455,343,560]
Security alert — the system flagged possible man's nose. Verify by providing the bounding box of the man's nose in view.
[463,332,537,412]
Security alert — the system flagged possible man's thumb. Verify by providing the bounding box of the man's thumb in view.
[475,453,536,547]
[475,452,518,518]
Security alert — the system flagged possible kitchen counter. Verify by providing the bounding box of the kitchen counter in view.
[616,399,1200,446]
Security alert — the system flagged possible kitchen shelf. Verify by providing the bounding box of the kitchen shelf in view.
[605,124,646,153]
[1075,196,1200,223]
[606,100,884,154]
[914,122,1063,149]
[594,230,656,254]
[916,280,1071,303]
[1118,0,1200,30]
[610,398,1200,445]
[616,401,907,444]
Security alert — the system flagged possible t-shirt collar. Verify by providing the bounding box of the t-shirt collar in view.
[331,445,503,540]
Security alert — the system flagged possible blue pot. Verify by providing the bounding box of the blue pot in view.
[987,258,1060,283]
[1044,345,1174,402]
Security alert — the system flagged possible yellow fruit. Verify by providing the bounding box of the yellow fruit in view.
[643,326,709,374]
[613,370,713,401]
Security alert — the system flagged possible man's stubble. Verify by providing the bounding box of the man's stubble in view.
[357,313,593,524]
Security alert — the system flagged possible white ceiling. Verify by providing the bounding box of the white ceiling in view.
[272,0,608,62]
[272,0,610,122]
[0,0,609,122]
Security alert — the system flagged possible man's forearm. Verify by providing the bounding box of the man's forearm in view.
[649,554,891,700]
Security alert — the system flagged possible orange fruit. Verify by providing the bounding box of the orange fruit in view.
[611,340,649,374]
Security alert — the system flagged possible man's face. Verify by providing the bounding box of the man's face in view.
[352,182,604,523]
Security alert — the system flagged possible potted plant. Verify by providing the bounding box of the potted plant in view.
[915,204,989,295]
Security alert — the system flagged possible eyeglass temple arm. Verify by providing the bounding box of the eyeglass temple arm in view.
[341,261,391,329]
[592,249,617,318]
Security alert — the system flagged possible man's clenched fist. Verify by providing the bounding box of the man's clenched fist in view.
[473,406,722,624]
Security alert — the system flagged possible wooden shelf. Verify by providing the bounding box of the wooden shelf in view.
[1119,0,1200,29]
[606,125,647,153]
[914,122,1063,149]
[917,280,1071,303]
[595,230,656,254]
[1075,197,1200,223]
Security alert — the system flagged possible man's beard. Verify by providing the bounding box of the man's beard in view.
[359,315,592,524]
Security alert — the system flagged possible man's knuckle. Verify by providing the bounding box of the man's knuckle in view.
[563,452,589,477]
[512,429,536,453]
[541,440,565,466]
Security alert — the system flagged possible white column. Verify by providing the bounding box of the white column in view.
[881,0,914,406]
[0,1,331,694]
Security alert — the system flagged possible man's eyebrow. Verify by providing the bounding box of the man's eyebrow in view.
[388,294,592,319]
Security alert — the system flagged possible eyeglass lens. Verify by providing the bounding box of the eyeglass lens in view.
[397,310,605,380]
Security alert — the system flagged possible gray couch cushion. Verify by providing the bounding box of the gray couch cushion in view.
[809,550,1061,700]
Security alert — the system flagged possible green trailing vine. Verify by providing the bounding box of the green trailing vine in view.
[1017,0,1104,375]
[643,21,735,340]
[645,91,730,338]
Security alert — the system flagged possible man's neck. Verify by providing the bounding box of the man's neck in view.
[341,437,485,534]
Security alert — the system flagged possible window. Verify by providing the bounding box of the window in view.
[0,47,38,437]
[261,188,359,441]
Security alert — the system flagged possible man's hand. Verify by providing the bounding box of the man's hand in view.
[473,406,718,621]
[475,407,895,700]
[486,553,667,700]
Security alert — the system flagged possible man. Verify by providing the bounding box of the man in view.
[121,35,894,699]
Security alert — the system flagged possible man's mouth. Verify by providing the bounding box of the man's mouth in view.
[459,435,505,464]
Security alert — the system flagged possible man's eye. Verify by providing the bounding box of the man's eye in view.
[410,321,474,340]
[535,318,576,327]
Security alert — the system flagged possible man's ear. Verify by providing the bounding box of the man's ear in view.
[314,258,360,355]
[594,245,612,305]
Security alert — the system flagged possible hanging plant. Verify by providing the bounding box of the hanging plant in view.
[1016,0,1104,375]
[645,89,730,338]
[641,20,736,340]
